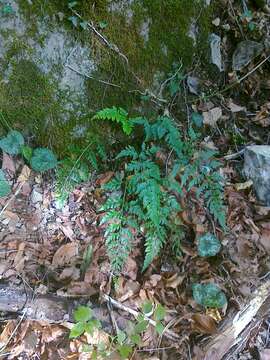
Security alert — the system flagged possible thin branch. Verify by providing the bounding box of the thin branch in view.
[0,182,24,220]
[103,294,180,341]
[66,64,121,88]
[0,309,27,355]
[71,9,128,64]
[223,148,245,160]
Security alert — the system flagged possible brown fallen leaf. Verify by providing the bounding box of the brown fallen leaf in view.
[52,242,78,267]
[60,224,75,241]
[228,101,245,113]
[17,165,31,183]
[203,107,222,127]
[192,313,217,334]
[234,180,253,191]
[2,152,16,174]
[165,273,184,289]
[259,229,270,253]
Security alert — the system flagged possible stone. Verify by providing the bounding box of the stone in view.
[31,189,43,204]
[244,145,270,205]
[232,41,264,71]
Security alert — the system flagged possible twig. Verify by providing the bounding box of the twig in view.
[103,294,180,341]
[71,9,128,64]
[158,64,183,97]
[0,309,27,355]
[70,9,168,106]
[194,54,270,103]
[66,64,121,88]
[223,148,245,160]
[0,182,24,220]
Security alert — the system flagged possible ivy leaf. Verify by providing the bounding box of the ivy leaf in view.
[0,130,24,155]
[192,283,227,308]
[2,5,13,14]
[74,306,93,322]
[30,148,57,172]
[69,322,85,338]
[197,233,221,257]
[21,145,33,162]
[154,304,165,321]
[0,170,11,198]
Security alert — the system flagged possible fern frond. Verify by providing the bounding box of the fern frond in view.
[93,107,133,135]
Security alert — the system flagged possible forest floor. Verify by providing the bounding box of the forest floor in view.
[2,1,270,360]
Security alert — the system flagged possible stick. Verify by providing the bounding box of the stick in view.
[103,294,180,341]
[65,64,121,88]
[71,9,128,64]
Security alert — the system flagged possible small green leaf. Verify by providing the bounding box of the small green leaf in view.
[142,301,153,315]
[99,21,107,29]
[84,319,100,335]
[130,333,141,346]
[30,148,57,172]
[68,1,78,8]
[69,322,85,338]
[155,322,165,336]
[80,21,88,29]
[0,170,11,198]
[74,306,93,322]
[117,344,133,359]
[68,15,78,27]
[134,319,148,334]
[197,233,221,257]
[0,130,24,155]
[2,4,13,14]
[154,304,166,321]
[21,145,33,162]
[117,330,126,345]
[192,283,227,308]
[191,112,203,128]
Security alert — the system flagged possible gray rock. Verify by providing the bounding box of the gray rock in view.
[31,189,43,204]
[244,145,270,205]
[232,41,264,71]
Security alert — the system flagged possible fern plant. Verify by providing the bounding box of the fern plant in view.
[100,113,226,274]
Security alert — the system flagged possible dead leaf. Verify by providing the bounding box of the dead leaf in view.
[96,171,114,186]
[165,273,184,289]
[192,313,217,334]
[228,101,246,113]
[2,153,16,174]
[259,229,270,253]
[60,224,75,241]
[52,242,78,267]
[234,180,253,191]
[17,165,31,183]
[203,107,222,127]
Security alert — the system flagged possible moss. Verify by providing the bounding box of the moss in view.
[0,0,214,154]
[75,0,213,111]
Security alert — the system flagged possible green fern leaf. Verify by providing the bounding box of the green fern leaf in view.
[93,107,133,135]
